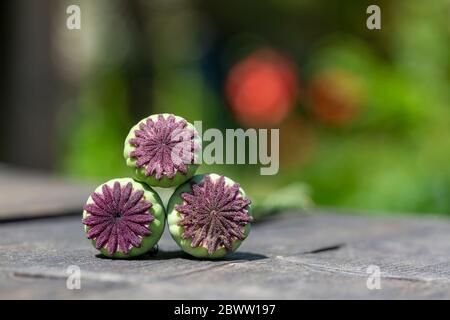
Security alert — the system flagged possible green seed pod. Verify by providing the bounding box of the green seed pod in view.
[124,113,201,188]
[167,174,253,259]
[82,178,165,259]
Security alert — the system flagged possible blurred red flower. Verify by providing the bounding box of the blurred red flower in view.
[225,48,299,128]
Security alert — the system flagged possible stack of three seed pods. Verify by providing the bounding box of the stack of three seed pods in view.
[82,114,252,259]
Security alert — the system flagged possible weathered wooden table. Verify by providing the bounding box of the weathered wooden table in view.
[1,166,449,299]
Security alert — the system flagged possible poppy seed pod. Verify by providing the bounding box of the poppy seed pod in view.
[124,113,201,188]
[82,178,165,258]
[167,174,253,259]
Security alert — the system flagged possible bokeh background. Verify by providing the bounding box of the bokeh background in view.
[1,0,449,217]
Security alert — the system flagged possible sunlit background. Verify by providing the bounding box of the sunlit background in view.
[1,0,449,217]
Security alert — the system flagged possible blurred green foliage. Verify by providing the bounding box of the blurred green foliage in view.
[60,71,131,179]
[58,0,449,216]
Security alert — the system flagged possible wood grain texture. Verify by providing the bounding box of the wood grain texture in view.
[1,212,450,299]
[0,165,95,221]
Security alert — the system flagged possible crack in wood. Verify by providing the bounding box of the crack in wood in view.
[301,243,345,255]
[12,271,63,280]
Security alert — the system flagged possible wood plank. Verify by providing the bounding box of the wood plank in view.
[0,164,95,221]
[0,212,449,299]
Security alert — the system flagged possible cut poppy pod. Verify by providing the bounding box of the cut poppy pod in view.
[82,178,165,258]
[124,113,201,188]
[167,174,253,259]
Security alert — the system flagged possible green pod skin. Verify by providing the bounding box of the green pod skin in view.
[124,113,201,188]
[82,178,165,259]
[167,174,252,259]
